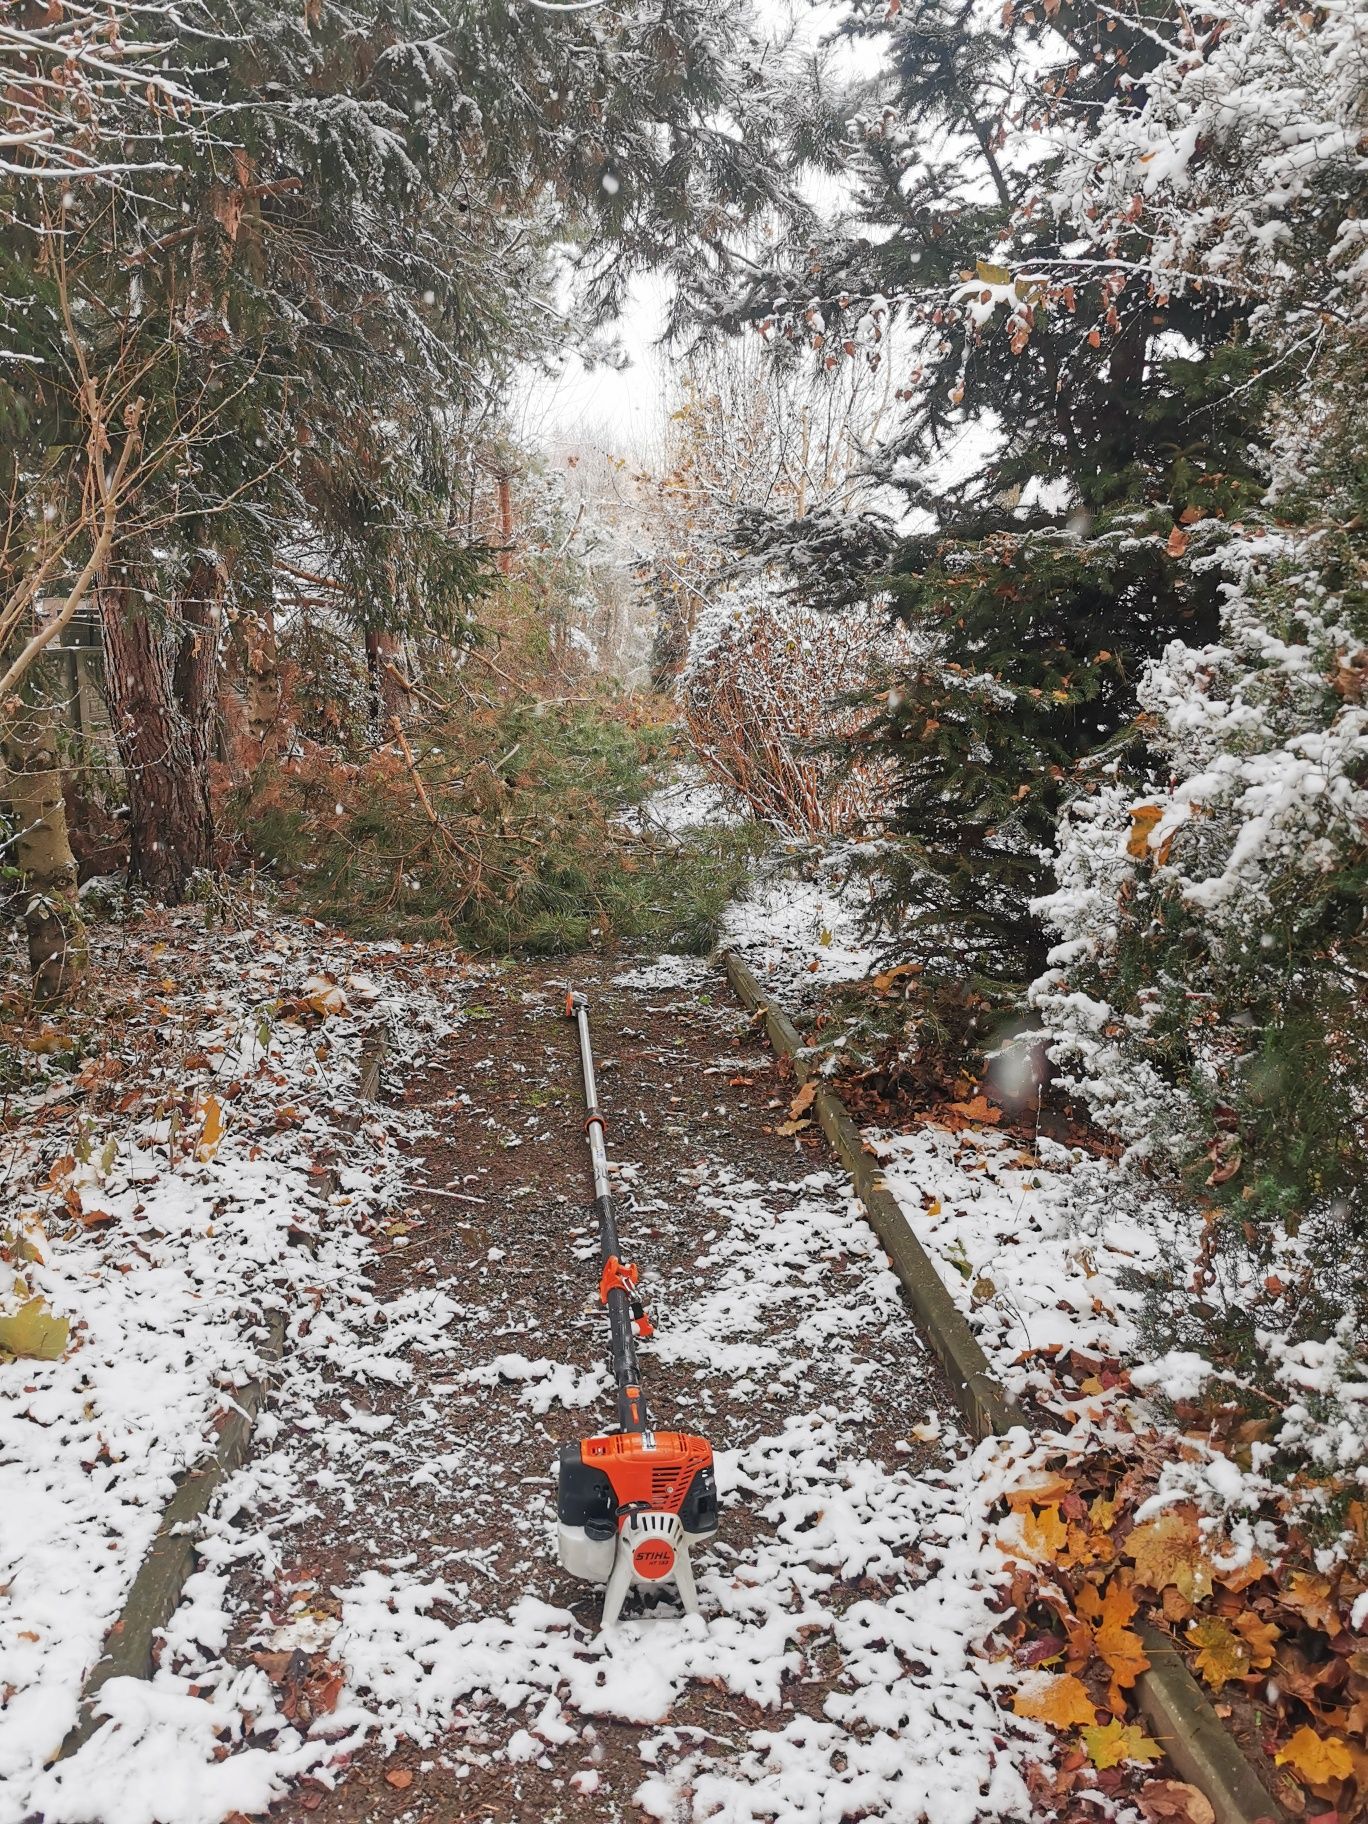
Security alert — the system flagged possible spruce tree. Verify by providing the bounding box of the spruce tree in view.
[715,0,1274,1009]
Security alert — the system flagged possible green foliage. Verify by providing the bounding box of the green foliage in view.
[234,699,766,955]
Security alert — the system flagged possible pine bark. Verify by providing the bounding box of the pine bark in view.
[2,669,87,1002]
[99,570,217,903]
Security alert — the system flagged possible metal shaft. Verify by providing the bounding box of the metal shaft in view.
[568,993,649,1434]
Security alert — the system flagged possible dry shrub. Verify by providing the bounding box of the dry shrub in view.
[679,579,911,835]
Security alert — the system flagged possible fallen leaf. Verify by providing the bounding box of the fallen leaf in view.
[1275,1726,1353,1788]
[1079,1575,1149,1702]
[1186,1615,1249,1690]
[1127,1511,1212,1602]
[1018,1503,1069,1562]
[945,1094,1001,1126]
[0,1297,69,1361]
[1012,1671,1097,1729]
[1232,1610,1280,1670]
[1166,525,1189,557]
[1083,1719,1163,1769]
[787,1082,817,1122]
[384,1768,414,1791]
[198,1096,226,1162]
[1138,1779,1216,1824]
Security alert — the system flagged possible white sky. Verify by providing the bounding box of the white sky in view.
[518,0,877,455]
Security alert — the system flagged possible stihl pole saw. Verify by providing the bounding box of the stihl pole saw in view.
[557,991,718,1627]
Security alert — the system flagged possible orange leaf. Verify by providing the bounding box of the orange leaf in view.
[1165,525,1188,558]
[1079,1575,1149,1697]
[1125,804,1165,861]
[1233,1611,1280,1670]
[1012,1671,1097,1730]
[1018,1503,1069,1562]
[945,1094,1001,1126]
[787,1082,817,1122]
[1275,1725,1353,1789]
[384,1768,414,1791]
[1127,1511,1212,1602]
[197,1096,226,1162]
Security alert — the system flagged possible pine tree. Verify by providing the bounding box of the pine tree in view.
[717,0,1275,1011]
[3,0,814,900]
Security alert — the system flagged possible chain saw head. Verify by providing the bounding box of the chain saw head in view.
[558,1430,718,1622]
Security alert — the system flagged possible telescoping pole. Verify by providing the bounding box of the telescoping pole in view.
[566,991,650,1435]
[557,990,718,1626]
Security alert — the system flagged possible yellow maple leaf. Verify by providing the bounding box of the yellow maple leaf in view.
[1187,1616,1249,1690]
[1127,1511,1213,1602]
[1275,1725,1353,1788]
[1012,1672,1097,1730]
[1082,1719,1163,1769]
[1017,1503,1069,1562]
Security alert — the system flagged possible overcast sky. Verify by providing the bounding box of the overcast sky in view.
[519,0,877,455]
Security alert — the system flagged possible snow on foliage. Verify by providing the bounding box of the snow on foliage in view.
[680,573,911,836]
[1045,0,1368,328]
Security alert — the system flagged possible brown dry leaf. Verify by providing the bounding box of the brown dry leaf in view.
[1138,1779,1216,1824]
[1186,1615,1249,1690]
[1165,525,1189,557]
[787,1082,817,1122]
[775,1117,812,1137]
[1127,1510,1212,1602]
[384,1769,414,1791]
[1012,1671,1097,1729]
[1275,1725,1354,1788]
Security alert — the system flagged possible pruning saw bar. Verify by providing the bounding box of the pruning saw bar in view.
[556,991,718,1627]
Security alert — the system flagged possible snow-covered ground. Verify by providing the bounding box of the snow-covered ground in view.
[720,846,880,1003]
[0,916,469,1822]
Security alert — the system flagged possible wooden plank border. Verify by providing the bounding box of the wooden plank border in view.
[722,949,1282,1824]
[57,1026,389,1760]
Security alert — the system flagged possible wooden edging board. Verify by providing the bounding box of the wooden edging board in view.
[721,948,1283,1824]
[57,1027,389,1760]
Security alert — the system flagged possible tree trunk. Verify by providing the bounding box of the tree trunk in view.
[99,572,216,903]
[220,607,283,779]
[364,628,408,724]
[2,665,87,1002]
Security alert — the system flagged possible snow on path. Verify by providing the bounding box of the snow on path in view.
[14,954,1060,1823]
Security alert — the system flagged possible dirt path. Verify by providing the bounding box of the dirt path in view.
[202,952,1040,1821]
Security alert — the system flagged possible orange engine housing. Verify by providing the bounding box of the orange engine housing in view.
[558,1430,718,1546]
